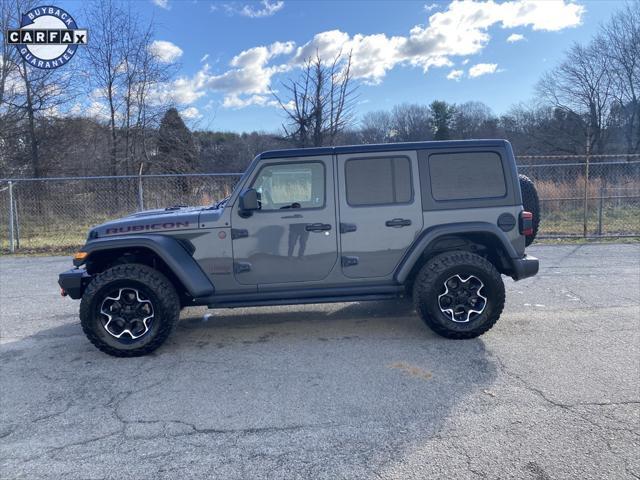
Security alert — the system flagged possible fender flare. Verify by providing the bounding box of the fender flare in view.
[75,235,215,298]
[394,222,521,283]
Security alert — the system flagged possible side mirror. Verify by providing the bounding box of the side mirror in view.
[239,188,260,216]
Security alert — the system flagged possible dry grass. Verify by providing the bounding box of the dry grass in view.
[534,175,640,201]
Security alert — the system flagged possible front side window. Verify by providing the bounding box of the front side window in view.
[251,162,325,210]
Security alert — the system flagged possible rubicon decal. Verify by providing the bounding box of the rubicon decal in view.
[105,222,191,235]
[5,5,87,69]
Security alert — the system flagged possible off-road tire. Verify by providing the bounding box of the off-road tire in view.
[412,251,505,339]
[80,264,180,357]
[519,174,540,246]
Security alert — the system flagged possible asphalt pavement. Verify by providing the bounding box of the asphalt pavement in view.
[0,244,639,479]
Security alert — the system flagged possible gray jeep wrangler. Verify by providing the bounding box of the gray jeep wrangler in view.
[59,140,540,357]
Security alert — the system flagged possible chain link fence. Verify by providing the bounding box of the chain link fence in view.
[0,173,242,253]
[518,155,640,237]
[1,155,639,253]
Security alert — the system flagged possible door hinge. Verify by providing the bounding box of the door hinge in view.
[231,228,248,239]
[341,256,359,267]
[233,262,252,274]
[340,223,357,234]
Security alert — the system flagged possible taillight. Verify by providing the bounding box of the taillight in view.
[520,211,534,236]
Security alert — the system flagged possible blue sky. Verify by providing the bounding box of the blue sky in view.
[68,0,623,132]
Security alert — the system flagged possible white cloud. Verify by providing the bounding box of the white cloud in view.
[149,40,183,63]
[206,41,294,96]
[148,65,211,105]
[289,0,582,84]
[223,94,278,108]
[447,69,464,81]
[83,101,111,121]
[200,53,209,63]
[468,63,499,77]
[162,0,583,108]
[238,0,285,18]
[424,3,439,12]
[507,33,525,43]
[152,0,170,10]
[151,41,293,108]
[180,106,202,119]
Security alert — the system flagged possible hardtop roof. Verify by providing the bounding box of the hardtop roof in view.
[258,139,509,159]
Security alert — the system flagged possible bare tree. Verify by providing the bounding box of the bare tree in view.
[389,103,432,142]
[360,110,393,144]
[0,0,23,175]
[599,1,640,153]
[537,41,614,154]
[501,103,586,155]
[0,0,80,177]
[83,0,125,176]
[453,101,499,139]
[84,0,174,175]
[273,51,357,147]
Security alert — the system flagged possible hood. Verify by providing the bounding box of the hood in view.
[89,205,224,238]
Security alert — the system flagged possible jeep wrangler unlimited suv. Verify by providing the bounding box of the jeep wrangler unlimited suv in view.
[59,140,540,357]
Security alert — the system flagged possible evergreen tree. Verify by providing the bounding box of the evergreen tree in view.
[155,108,197,173]
[430,100,455,140]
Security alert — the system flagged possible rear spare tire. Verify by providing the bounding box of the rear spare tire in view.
[519,174,540,246]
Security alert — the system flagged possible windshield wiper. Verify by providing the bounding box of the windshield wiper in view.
[213,196,230,209]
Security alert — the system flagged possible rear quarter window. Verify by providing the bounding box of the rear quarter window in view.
[428,151,506,201]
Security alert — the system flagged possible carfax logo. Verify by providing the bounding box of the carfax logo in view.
[5,5,87,69]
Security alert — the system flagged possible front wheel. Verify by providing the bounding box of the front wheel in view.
[413,251,505,339]
[79,264,180,357]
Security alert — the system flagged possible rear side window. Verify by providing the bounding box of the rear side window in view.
[345,156,412,206]
[429,152,506,201]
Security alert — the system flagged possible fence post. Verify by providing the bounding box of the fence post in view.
[597,184,604,236]
[8,181,14,253]
[13,193,20,249]
[137,163,144,211]
[583,145,590,237]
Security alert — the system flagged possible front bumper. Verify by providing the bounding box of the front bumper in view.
[58,268,92,299]
[510,254,539,281]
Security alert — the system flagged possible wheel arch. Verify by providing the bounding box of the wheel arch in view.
[76,235,214,300]
[395,222,518,288]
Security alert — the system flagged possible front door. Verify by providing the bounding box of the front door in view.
[231,155,338,285]
[337,150,423,279]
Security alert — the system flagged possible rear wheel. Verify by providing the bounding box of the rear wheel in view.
[80,264,180,357]
[519,174,540,246]
[413,251,505,339]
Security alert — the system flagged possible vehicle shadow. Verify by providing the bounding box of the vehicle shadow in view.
[1,299,499,479]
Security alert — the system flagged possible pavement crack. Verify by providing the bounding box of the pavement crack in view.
[120,418,337,438]
[492,352,640,441]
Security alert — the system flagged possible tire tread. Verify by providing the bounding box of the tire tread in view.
[519,174,541,247]
[412,251,505,339]
[79,264,180,357]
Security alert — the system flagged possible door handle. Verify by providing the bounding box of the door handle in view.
[305,223,332,232]
[385,218,412,228]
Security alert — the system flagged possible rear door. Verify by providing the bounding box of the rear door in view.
[337,150,423,279]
